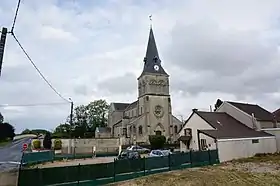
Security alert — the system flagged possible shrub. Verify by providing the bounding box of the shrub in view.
[149,135,166,150]
[43,132,52,149]
[54,139,62,150]
[32,139,41,149]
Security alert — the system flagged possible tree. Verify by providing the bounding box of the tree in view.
[67,99,109,138]
[21,129,49,136]
[0,112,3,124]
[149,135,166,150]
[0,122,15,141]
[43,132,52,149]
[21,129,31,134]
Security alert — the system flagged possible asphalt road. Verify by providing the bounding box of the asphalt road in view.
[0,138,31,171]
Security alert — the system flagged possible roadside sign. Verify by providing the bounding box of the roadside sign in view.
[22,143,28,151]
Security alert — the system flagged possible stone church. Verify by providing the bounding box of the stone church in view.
[105,27,182,144]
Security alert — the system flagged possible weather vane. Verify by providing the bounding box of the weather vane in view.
[149,15,152,28]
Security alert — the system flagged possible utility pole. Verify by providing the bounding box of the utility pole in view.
[69,98,74,126]
[0,27,8,76]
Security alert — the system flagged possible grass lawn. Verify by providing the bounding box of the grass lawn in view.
[0,140,11,147]
[111,153,280,186]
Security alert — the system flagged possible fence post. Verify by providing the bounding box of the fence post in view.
[37,166,42,186]
[113,158,116,182]
[208,150,211,165]
[17,152,24,186]
[168,153,171,171]
[190,150,193,168]
[143,157,146,176]
[77,163,81,185]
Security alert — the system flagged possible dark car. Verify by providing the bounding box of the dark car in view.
[117,150,140,160]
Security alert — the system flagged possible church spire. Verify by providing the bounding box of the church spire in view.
[139,27,168,78]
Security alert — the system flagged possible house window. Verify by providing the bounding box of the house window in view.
[139,126,143,135]
[141,107,143,114]
[252,139,259,144]
[200,139,207,150]
[133,126,136,134]
[122,128,127,136]
[174,126,178,134]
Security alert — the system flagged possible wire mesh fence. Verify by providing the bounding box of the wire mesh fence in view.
[18,149,219,186]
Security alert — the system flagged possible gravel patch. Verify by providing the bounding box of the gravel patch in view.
[31,157,116,168]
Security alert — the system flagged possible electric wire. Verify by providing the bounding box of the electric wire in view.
[11,33,70,103]
[11,0,21,33]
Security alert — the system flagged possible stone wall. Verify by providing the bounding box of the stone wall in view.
[33,138,121,154]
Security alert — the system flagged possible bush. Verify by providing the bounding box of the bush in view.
[149,135,166,150]
[54,139,62,150]
[43,132,52,149]
[32,139,41,149]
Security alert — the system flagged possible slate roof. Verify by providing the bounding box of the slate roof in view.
[112,103,130,111]
[125,100,138,111]
[227,101,275,121]
[139,28,168,78]
[196,111,273,139]
[273,108,280,121]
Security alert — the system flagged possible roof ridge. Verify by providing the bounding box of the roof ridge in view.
[227,101,258,106]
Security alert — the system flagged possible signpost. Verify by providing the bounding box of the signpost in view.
[22,143,28,151]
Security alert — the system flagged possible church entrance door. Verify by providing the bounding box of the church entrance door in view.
[155,130,162,135]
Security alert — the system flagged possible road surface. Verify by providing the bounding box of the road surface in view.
[0,138,31,171]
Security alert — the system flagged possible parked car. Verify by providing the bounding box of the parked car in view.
[117,150,140,160]
[149,150,172,157]
[126,145,150,153]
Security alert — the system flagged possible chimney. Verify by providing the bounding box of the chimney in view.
[251,113,261,131]
[192,108,198,112]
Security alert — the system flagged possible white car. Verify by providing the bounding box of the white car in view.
[149,150,172,157]
[126,145,150,153]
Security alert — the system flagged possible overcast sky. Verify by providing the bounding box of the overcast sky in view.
[1,0,280,133]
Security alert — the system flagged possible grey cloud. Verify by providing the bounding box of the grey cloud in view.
[166,21,280,100]
[97,73,137,94]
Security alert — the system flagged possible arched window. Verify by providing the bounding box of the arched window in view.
[174,125,178,134]
[139,126,143,135]
[133,126,136,134]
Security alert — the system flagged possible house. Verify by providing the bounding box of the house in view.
[215,100,279,129]
[273,108,280,122]
[179,109,277,162]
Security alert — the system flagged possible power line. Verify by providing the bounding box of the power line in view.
[0,102,69,108]
[11,0,21,33]
[11,33,70,103]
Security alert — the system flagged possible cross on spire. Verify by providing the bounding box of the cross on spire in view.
[149,15,152,28]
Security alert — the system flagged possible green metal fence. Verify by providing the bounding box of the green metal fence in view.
[18,150,219,186]
[22,151,54,165]
[22,151,119,165]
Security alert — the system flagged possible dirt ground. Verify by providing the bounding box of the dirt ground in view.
[30,154,150,168]
[30,156,116,168]
[0,170,18,186]
[110,154,280,186]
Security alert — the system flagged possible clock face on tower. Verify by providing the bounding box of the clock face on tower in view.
[154,65,159,71]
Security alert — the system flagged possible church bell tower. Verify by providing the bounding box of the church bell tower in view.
[137,27,172,141]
